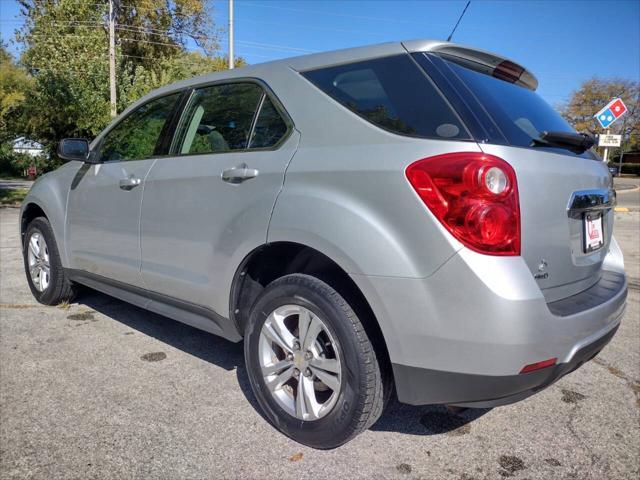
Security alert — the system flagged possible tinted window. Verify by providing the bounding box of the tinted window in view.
[249,96,289,148]
[176,83,263,154]
[442,55,592,158]
[99,93,179,162]
[302,55,470,140]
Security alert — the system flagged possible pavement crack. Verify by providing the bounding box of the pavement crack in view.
[0,303,42,309]
[562,387,611,473]
[593,357,640,408]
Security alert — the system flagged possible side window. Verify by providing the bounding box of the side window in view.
[99,93,180,162]
[302,55,470,140]
[248,96,289,148]
[176,83,263,155]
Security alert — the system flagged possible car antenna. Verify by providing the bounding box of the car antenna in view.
[447,1,471,42]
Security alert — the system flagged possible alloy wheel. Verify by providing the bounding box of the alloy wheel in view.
[27,231,51,292]
[258,304,342,421]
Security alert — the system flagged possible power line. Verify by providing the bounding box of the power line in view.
[15,18,313,54]
[235,17,390,38]
[238,1,447,27]
[25,31,310,55]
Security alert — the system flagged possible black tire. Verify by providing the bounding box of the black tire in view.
[244,273,388,449]
[23,216,76,305]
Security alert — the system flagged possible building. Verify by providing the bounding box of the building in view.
[11,137,46,158]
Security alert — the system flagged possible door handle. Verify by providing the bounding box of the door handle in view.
[221,163,259,184]
[119,176,141,190]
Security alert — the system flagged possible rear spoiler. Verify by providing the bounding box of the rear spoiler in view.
[402,40,538,91]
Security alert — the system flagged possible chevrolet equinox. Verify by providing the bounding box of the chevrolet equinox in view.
[20,40,627,449]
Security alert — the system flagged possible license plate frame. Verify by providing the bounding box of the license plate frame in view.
[583,212,604,253]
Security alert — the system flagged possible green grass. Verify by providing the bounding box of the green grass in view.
[0,188,28,206]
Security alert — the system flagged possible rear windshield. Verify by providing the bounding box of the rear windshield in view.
[441,55,593,158]
[301,55,471,141]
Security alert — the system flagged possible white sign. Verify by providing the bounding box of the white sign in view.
[598,134,622,147]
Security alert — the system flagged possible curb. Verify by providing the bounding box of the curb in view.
[615,186,640,194]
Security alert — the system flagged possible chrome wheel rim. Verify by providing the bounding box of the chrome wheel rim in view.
[258,304,342,421]
[27,231,50,292]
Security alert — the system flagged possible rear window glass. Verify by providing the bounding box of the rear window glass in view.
[302,55,470,140]
[442,56,592,158]
[249,96,289,148]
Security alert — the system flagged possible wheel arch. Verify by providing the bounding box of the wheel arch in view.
[230,241,393,382]
[20,202,49,246]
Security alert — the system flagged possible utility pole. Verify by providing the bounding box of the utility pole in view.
[228,0,234,69]
[108,0,117,117]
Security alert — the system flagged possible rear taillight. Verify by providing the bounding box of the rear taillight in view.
[406,152,520,256]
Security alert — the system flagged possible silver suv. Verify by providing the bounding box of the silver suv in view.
[20,40,627,449]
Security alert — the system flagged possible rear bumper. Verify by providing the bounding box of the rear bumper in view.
[392,321,620,407]
[350,240,627,407]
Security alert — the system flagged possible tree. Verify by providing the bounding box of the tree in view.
[0,42,37,176]
[17,0,112,144]
[560,78,640,152]
[0,42,32,143]
[115,0,220,69]
[122,51,245,104]
[14,0,230,150]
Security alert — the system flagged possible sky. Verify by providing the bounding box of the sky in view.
[1,0,639,106]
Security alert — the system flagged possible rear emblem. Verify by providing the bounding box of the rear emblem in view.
[534,259,549,280]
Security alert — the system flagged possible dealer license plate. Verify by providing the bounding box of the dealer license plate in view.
[583,212,604,253]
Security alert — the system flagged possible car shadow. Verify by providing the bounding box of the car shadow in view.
[370,399,490,436]
[77,289,262,413]
[76,289,490,436]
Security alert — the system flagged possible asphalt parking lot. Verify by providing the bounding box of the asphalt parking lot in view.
[1,203,638,479]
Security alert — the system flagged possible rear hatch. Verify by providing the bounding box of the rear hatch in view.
[411,48,614,302]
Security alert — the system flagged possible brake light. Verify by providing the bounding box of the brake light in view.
[493,60,524,84]
[406,152,520,256]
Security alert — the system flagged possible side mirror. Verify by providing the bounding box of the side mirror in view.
[57,138,90,162]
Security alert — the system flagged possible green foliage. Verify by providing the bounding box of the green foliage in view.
[0,188,29,206]
[0,143,47,178]
[122,51,245,104]
[0,142,20,177]
[358,105,417,136]
[0,42,33,144]
[99,93,179,161]
[17,0,112,142]
[8,0,233,159]
[609,162,640,175]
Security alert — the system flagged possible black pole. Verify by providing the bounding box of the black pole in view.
[447,1,471,42]
[618,116,628,175]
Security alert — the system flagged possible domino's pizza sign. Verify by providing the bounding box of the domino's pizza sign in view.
[594,98,627,129]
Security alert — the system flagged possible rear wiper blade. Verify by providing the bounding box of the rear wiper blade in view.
[531,131,595,154]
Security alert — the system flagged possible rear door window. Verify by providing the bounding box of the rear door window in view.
[301,55,470,140]
[175,83,263,155]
